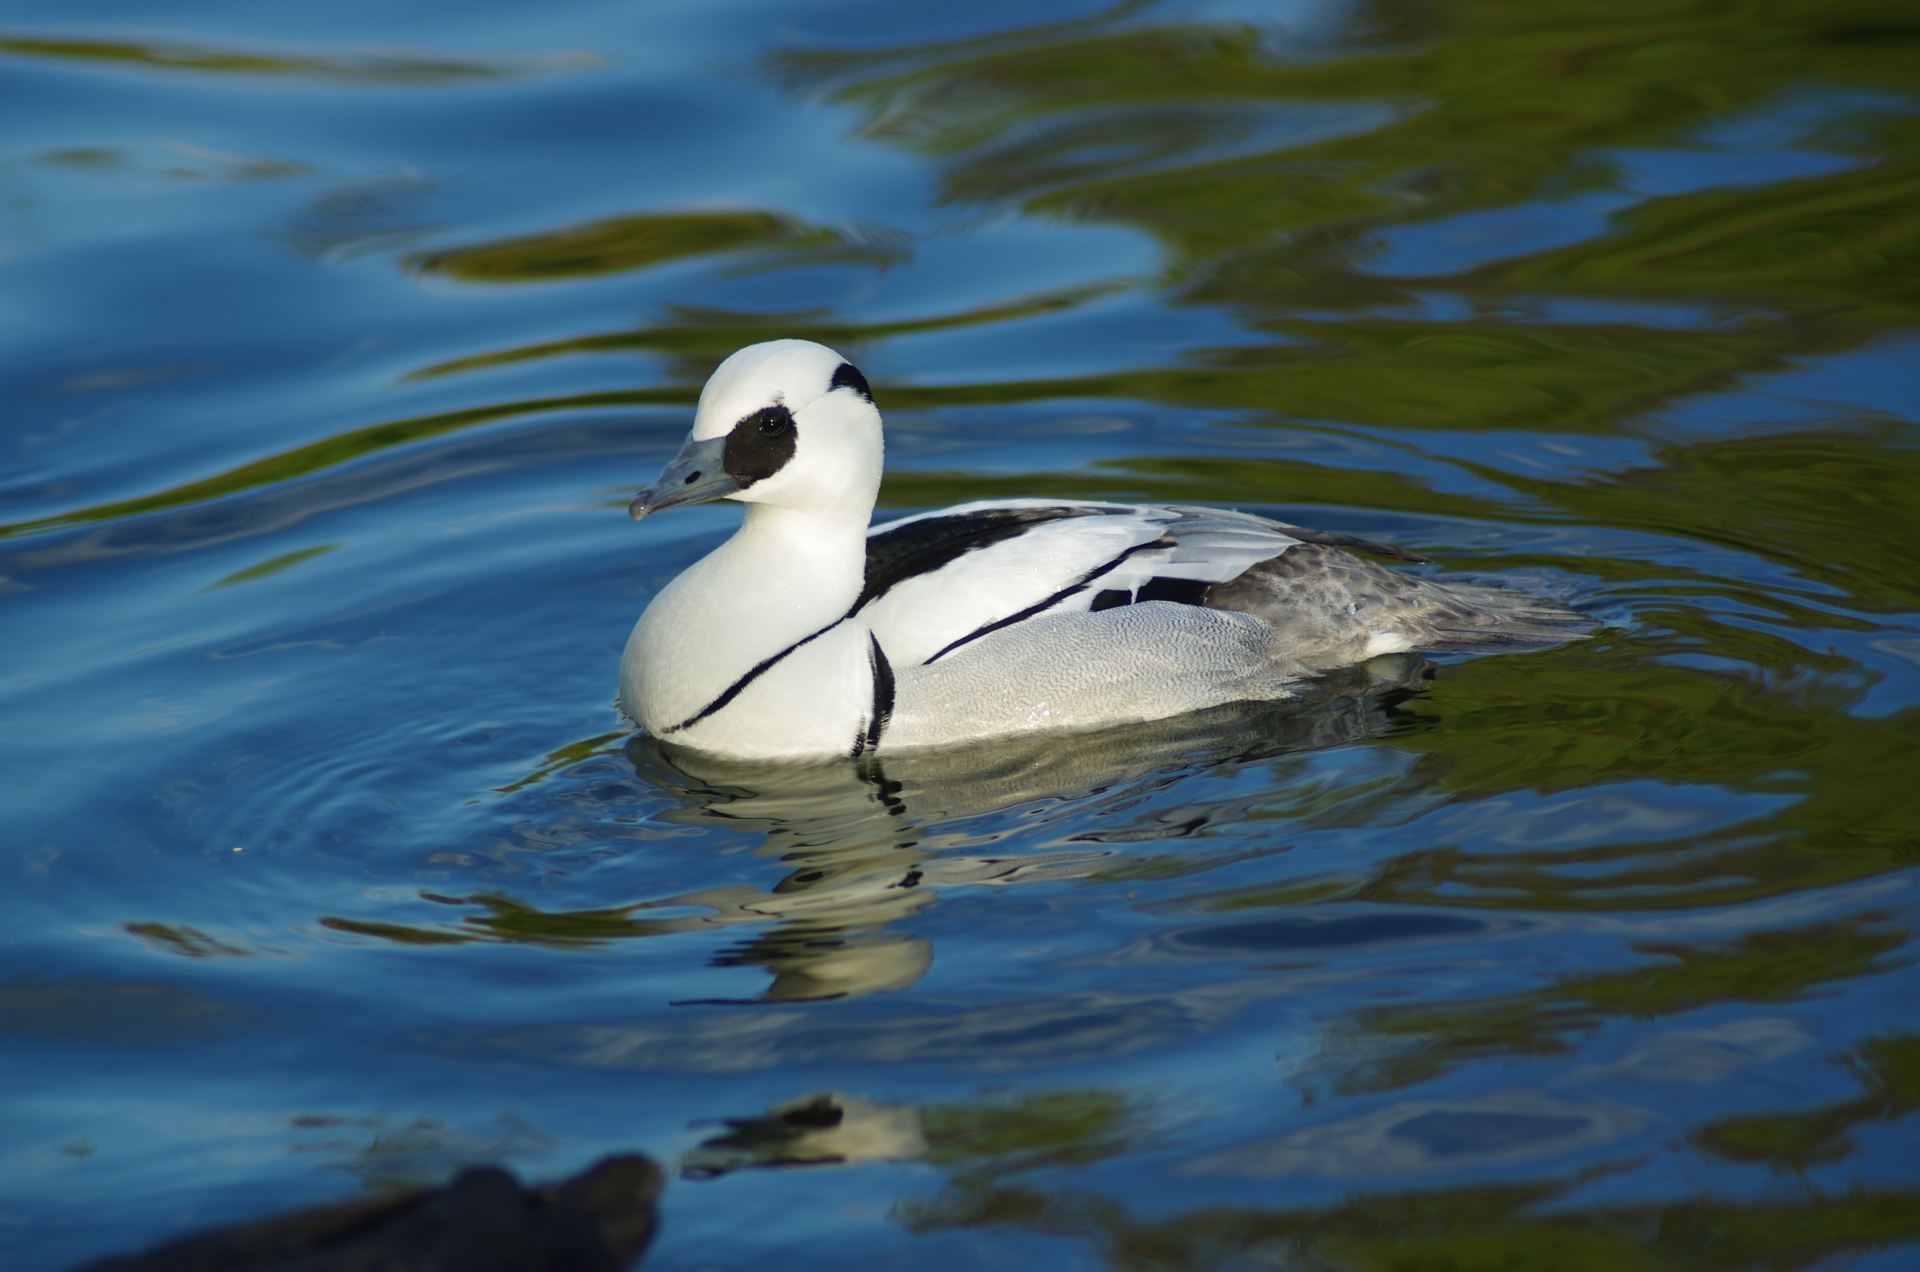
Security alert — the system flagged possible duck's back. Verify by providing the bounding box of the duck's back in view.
[862,500,1584,749]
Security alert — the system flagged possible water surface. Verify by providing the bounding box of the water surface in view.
[3,0,1918,1268]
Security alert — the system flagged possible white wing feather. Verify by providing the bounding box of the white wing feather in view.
[859,501,1300,666]
[860,509,1164,665]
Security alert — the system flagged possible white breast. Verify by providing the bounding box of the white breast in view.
[667,619,877,759]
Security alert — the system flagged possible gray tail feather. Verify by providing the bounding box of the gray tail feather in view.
[1197,535,1593,656]
[1416,579,1594,650]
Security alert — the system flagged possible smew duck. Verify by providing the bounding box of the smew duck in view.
[621,339,1581,759]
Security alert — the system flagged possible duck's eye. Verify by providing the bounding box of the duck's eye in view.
[723,404,799,487]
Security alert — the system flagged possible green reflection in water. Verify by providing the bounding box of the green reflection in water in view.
[774,0,1918,281]
[0,389,671,540]
[919,1089,1145,1175]
[1444,424,1920,613]
[760,0,1920,432]
[0,35,595,83]
[15,0,1916,606]
[322,890,677,949]
[411,210,905,284]
[898,1175,1920,1272]
[203,544,339,591]
[124,922,251,958]
[1693,1033,1920,1170]
[682,1083,1920,1266]
[1309,918,1907,1094]
[1347,645,1920,909]
[493,731,630,794]
[405,282,1127,381]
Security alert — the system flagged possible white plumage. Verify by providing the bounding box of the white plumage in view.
[621,339,1582,760]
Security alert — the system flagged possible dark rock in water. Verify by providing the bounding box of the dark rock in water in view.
[73,1154,661,1272]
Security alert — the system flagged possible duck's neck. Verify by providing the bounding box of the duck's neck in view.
[627,502,870,729]
[718,502,870,618]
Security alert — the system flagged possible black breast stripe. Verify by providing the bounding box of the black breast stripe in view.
[660,618,846,735]
[851,634,895,758]
[921,538,1171,665]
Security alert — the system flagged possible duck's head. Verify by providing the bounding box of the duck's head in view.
[630,339,882,523]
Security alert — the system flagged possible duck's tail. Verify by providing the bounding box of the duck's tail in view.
[1408,577,1594,651]
[1202,539,1592,661]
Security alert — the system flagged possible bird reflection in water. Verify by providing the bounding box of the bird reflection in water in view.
[630,655,1431,1001]
[681,1092,928,1177]
[679,1085,1143,1179]
[322,656,1427,999]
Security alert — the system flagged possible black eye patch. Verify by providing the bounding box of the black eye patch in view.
[723,404,798,486]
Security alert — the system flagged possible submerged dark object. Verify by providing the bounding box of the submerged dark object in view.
[74,1154,661,1272]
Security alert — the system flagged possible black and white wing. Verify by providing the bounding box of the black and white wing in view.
[857,500,1311,667]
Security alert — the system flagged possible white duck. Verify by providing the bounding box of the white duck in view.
[621,339,1580,760]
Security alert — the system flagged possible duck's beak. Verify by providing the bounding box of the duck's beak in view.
[629,436,737,519]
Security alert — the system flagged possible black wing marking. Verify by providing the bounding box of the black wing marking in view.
[1136,577,1212,605]
[1082,575,1223,613]
[857,505,1103,612]
[922,538,1172,665]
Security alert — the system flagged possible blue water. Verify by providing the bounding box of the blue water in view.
[4,1,1919,1268]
